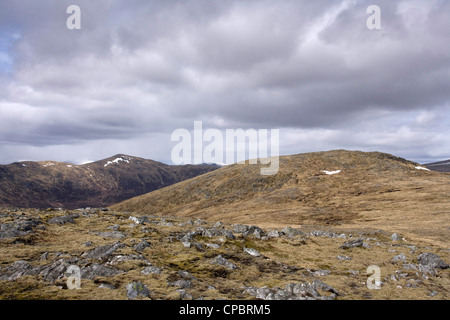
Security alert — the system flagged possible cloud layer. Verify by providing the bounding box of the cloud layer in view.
[0,0,449,164]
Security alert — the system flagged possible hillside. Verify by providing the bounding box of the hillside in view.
[0,154,218,209]
[424,159,450,172]
[111,150,450,247]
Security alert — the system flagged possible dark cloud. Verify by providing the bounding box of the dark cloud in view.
[0,0,449,164]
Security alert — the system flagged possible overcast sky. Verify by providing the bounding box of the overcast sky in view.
[0,0,449,165]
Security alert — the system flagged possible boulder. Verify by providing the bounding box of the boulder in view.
[126,281,151,299]
[211,255,237,270]
[417,253,449,269]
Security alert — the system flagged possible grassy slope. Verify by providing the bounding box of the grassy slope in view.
[111,150,450,248]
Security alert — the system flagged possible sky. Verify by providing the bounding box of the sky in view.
[0,0,449,165]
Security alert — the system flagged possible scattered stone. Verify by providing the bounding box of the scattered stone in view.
[194,219,205,225]
[267,230,280,238]
[178,270,196,280]
[40,252,48,261]
[391,233,402,241]
[221,229,235,240]
[0,218,42,238]
[417,253,449,269]
[312,270,331,277]
[107,224,120,231]
[126,281,151,300]
[84,241,93,247]
[177,289,193,300]
[81,242,123,261]
[0,260,35,281]
[429,291,438,297]
[141,266,162,275]
[182,241,191,248]
[98,283,116,290]
[48,215,76,225]
[337,255,352,261]
[134,240,150,253]
[245,280,339,300]
[40,259,73,283]
[206,243,220,249]
[233,224,249,233]
[93,231,126,239]
[339,239,367,249]
[81,264,123,280]
[392,253,407,263]
[108,254,150,266]
[244,247,261,257]
[281,227,306,238]
[169,279,192,289]
[214,221,223,228]
[211,255,237,270]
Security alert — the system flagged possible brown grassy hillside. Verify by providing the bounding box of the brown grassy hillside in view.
[111,150,450,247]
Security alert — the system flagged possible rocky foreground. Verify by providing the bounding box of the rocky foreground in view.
[0,208,449,300]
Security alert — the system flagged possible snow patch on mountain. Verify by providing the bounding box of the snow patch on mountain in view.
[104,157,133,167]
[321,170,341,175]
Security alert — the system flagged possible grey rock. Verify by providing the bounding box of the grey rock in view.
[126,281,151,299]
[81,264,122,280]
[177,289,193,300]
[233,224,249,233]
[0,219,42,238]
[402,263,418,271]
[107,224,120,231]
[134,240,150,253]
[206,243,220,249]
[221,229,235,240]
[182,241,191,248]
[141,266,162,275]
[39,259,72,283]
[392,253,407,263]
[84,241,93,247]
[339,239,366,249]
[391,233,401,241]
[48,215,76,225]
[281,227,306,238]
[429,291,438,297]
[214,221,224,228]
[81,242,123,261]
[337,255,352,261]
[312,269,331,277]
[194,219,205,225]
[108,254,150,266]
[40,252,49,261]
[267,230,280,238]
[98,283,116,290]
[312,279,340,296]
[0,260,35,281]
[245,280,338,300]
[93,231,126,239]
[211,255,237,270]
[417,253,449,269]
[244,247,261,257]
[169,279,192,289]
[178,270,196,280]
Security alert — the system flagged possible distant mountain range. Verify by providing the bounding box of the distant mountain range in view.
[424,159,450,172]
[0,154,218,209]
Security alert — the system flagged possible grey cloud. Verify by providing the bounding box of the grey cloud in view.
[0,0,449,164]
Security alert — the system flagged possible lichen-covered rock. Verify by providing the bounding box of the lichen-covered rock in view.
[126,281,151,299]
